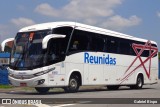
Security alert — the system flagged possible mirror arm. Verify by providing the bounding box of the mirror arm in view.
[42,34,66,49]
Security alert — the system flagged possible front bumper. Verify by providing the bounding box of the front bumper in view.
[9,73,49,87]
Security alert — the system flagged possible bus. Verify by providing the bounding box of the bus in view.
[0,38,14,66]
[1,38,14,53]
[8,22,158,93]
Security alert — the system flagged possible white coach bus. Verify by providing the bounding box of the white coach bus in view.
[8,22,158,93]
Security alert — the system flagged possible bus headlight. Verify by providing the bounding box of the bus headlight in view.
[8,72,14,77]
[8,71,14,77]
[33,67,55,77]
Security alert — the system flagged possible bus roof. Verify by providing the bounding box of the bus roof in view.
[18,21,157,45]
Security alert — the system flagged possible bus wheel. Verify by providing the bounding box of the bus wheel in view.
[64,75,80,93]
[130,75,143,89]
[107,86,119,90]
[35,87,50,94]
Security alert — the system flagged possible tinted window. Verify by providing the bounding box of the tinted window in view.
[53,27,73,53]
[119,41,130,55]
[69,30,89,52]
[90,33,105,52]
[45,26,73,65]
[106,37,118,53]
[131,41,151,57]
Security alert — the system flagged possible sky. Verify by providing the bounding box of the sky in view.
[0,0,160,50]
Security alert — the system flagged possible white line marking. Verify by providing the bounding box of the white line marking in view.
[35,104,52,107]
[79,101,92,104]
[10,91,14,93]
[52,104,76,107]
[35,103,76,107]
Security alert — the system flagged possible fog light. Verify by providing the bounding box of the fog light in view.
[37,79,45,85]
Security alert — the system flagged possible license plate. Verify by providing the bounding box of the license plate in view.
[20,83,27,87]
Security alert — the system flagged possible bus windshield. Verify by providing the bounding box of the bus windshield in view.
[10,29,52,70]
[9,27,73,70]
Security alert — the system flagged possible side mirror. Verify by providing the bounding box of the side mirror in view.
[42,34,66,49]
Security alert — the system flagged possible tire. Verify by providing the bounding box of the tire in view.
[130,75,143,89]
[107,86,119,90]
[35,87,50,94]
[64,75,80,93]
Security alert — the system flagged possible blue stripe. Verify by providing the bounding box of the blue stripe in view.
[0,70,9,85]
[0,53,10,58]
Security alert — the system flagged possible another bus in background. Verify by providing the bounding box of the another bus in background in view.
[0,38,14,66]
[0,38,14,53]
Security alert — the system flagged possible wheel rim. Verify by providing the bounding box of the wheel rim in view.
[70,79,77,89]
[137,77,142,88]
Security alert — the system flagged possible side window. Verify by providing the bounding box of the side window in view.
[141,50,149,57]
[119,39,131,55]
[90,34,105,52]
[141,43,158,57]
[46,38,65,65]
[132,41,150,57]
[152,44,157,48]
[129,41,135,56]
[106,37,118,54]
[140,42,149,57]
[151,44,158,57]
[53,27,73,37]
[52,27,73,53]
[69,30,89,52]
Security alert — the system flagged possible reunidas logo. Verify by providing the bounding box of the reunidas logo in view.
[84,52,116,65]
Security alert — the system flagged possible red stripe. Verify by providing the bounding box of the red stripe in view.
[120,40,158,84]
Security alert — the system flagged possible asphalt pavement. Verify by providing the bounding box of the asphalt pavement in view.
[0,80,160,107]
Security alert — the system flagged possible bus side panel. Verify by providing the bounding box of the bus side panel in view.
[64,53,84,86]
[47,63,66,86]
[64,52,158,86]
[103,54,137,85]
[88,64,104,85]
[115,54,158,85]
[143,55,159,84]
[65,52,104,86]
